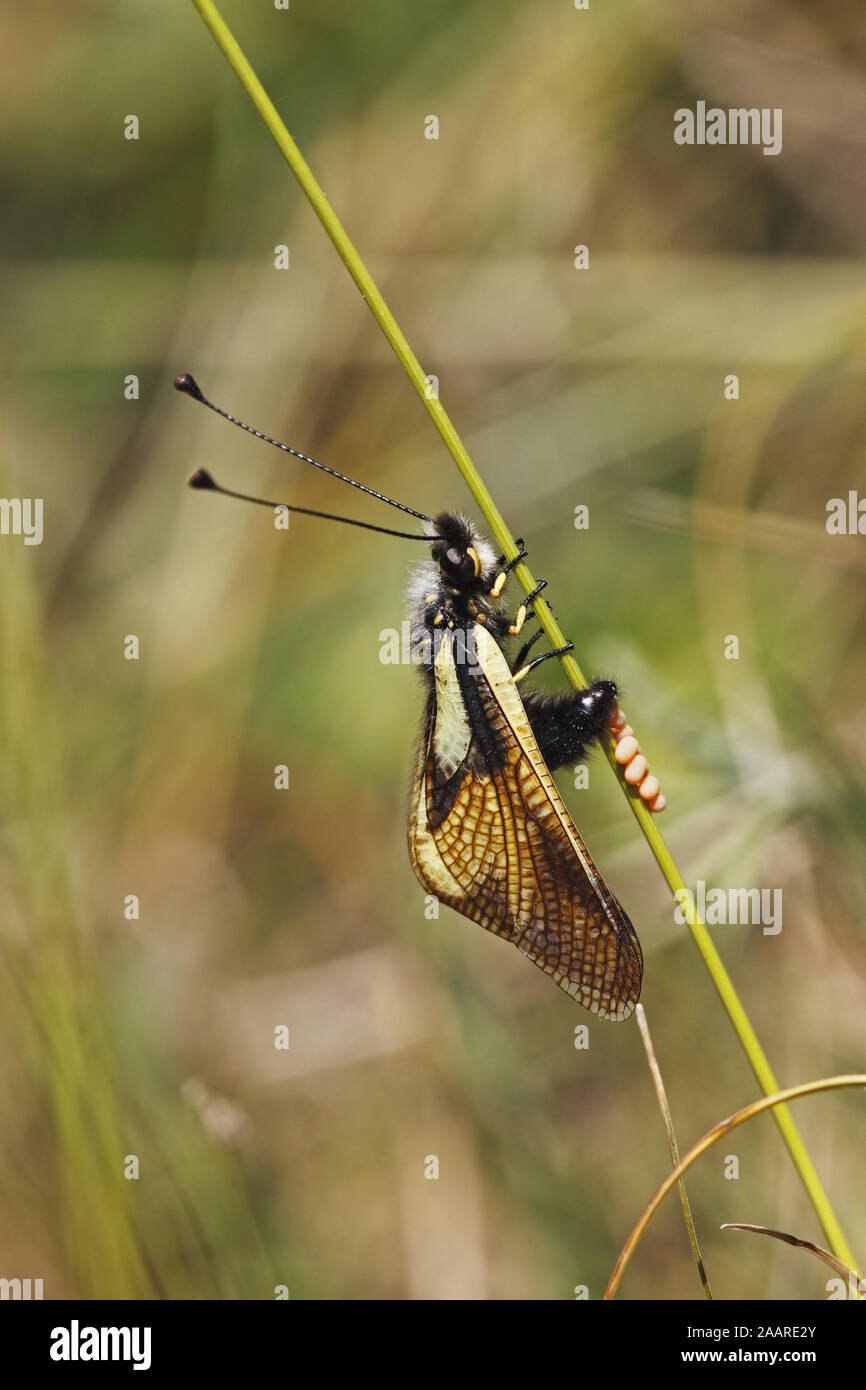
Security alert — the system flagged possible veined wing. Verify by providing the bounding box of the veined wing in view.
[408,624,642,1020]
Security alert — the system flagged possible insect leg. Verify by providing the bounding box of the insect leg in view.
[513,641,575,685]
[489,540,527,598]
[508,579,548,636]
[494,539,526,571]
[520,680,619,771]
[511,624,544,671]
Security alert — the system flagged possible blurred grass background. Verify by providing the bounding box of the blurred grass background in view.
[0,0,865,1299]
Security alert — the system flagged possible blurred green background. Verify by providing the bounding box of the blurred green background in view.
[1,0,865,1300]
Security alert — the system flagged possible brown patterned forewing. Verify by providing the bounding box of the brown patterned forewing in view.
[408,625,642,1019]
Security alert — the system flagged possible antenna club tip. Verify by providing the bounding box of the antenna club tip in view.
[174,373,204,401]
[188,468,216,491]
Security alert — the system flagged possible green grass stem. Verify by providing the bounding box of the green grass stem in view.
[189,0,860,1274]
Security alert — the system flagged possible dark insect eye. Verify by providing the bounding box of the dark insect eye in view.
[442,548,476,583]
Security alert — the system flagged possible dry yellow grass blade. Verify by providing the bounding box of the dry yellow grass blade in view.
[721,1223,859,1285]
[605,1076,866,1299]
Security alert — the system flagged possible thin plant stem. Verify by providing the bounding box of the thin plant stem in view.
[189,0,860,1274]
[635,1004,712,1299]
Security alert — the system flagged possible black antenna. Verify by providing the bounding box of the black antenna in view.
[175,373,433,525]
[188,469,439,541]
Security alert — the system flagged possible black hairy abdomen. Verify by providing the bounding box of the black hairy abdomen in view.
[521,687,617,772]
